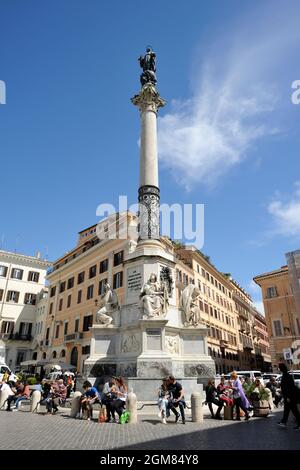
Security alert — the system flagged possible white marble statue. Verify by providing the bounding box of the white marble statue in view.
[95,282,119,326]
[140,273,168,318]
[179,284,202,327]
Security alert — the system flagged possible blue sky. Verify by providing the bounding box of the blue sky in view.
[1,0,300,312]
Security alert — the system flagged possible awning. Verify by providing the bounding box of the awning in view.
[20,360,76,370]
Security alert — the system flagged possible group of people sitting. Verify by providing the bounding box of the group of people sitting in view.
[205,371,255,420]
[205,369,294,422]
[157,375,186,424]
[78,376,128,422]
[0,379,30,411]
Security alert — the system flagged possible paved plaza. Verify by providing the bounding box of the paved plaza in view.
[0,406,299,450]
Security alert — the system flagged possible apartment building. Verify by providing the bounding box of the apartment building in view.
[254,255,300,369]
[0,250,50,370]
[43,214,136,372]
[175,245,241,374]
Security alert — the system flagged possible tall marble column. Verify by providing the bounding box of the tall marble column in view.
[131,83,166,240]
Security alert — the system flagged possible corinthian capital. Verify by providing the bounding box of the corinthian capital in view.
[131,83,166,113]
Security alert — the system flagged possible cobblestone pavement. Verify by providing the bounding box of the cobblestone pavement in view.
[0,406,299,450]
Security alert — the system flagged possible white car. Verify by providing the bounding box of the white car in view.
[289,371,300,389]
[262,373,281,385]
[0,364,18,383]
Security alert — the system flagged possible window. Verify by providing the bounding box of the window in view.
[0,289,3,301]
[11,268,23,280]
[50,286,56,297]
[77,290,82,304]
[55,324,60,338]
[113,271,123,289]
[16,351,25,365]
[67,277,74,289]
[266,286,278,298]
[75,318,80,332]
[204,303,208,314]
[52,351,57,359]
[1,321,14,334]
[201,268,205,277]
[49,302,53,315]
[19,322,32,339]
[199,300,203,311]
[28,271,39,282]
[114,251,124,267]
[24,293,37,305]
[98,278,108,296]
[67,294,71,308]
[273,320,283,337]
[82,345,90,355]
[197,264,200,273]
[6,290,19,303]
[78,271,85,284]
[0,265,8,277]
[100,259,109,274]
[60,349,66,358]
[87,285,94,300]
[89,265,97,279]
[59,298,63,311]
[59,281,66,293]
[64,322,68,336]
[83,315,93,331]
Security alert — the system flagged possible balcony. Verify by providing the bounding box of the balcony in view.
[9,333,32,341]
[64,332,83,342]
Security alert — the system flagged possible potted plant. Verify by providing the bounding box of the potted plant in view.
[244,383,270,417]
[252,388,270,417]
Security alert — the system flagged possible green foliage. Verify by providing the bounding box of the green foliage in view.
[27,377,37,385]
[17,372,26,382]
[243,382,269,401]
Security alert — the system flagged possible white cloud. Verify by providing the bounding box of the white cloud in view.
[158,81,277,189]
[268,182,300,238]
[157,3,300,190]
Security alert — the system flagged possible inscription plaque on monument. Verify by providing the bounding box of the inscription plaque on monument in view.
[146,328,161,350]
[126,266,142,302]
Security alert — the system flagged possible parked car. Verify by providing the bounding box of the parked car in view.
[236,370,263,381]
[262,373,281,385]
[0,363,18,382]
[289,371,300,389]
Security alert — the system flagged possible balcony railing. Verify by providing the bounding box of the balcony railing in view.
[64,332,83,342]
[8,333,32,341]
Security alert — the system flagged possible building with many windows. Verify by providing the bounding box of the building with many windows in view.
[43,214,135,372]
[175,246,271,373]
[41,214,271,375]
[0,250,51,370]
[254,252,300,370]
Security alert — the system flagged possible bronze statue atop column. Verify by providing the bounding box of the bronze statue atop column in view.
[138,47,157,87]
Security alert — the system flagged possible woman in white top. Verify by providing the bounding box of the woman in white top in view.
[112,377,128,421]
